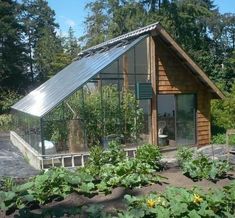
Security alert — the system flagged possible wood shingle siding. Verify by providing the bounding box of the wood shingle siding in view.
[155,36,211,146]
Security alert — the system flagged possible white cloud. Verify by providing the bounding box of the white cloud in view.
[65,18,76,28]
[60,16,76,28]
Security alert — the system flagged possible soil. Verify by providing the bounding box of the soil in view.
[2,168,234,218]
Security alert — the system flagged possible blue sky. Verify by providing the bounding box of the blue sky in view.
[47,0,235,38]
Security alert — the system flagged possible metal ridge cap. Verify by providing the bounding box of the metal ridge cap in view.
[77,22,159,58]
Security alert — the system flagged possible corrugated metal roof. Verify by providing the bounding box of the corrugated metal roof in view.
[78,22,159,58]
[12,35,147,117]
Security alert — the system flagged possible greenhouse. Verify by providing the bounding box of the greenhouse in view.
[12,33,152,155]
[11,22,224,169]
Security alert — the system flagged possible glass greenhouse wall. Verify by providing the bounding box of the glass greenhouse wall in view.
[12,37,152,155]
[12,110,42,153]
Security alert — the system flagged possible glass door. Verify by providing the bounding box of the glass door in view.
[175,94,196,145]
[157,95,175,146]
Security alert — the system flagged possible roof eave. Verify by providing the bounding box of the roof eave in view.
[153,24,225,100]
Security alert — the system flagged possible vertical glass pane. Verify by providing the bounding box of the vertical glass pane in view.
[138,100,151,144]
[135,39,148,75]
[157,95,175,146]
[176,94,196,145]
[12,110,41,153]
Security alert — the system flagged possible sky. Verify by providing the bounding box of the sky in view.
[47,0,235,38]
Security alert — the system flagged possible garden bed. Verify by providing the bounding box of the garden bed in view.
[1,167,234,218]
[1,143,234,217]
[39,167,235,208]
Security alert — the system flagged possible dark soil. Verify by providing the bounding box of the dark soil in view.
[2,168,234,218]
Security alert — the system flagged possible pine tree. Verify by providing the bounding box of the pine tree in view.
[34,28,63,81]
[81,0,109,47]
[64,27,80,60]
[21,0,62,84]
[107,0,147,37]
[140,0,162,12]
[0,0,27,92]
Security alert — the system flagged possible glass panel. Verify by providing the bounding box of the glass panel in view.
[12,110,41,153]
[138,100,151,144]
[157,95,175,146]
[135,39,148,74]
[176,94,196,145]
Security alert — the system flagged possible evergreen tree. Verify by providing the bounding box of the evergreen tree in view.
[64,27,80,60]
[21,0,62,84]
[107,0,147,37]
[34,28,63,81]
[140,0,162,12]
[0,0,27,92]
[81,0,109,48]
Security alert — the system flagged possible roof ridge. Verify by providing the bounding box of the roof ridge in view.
[78,22,159,57]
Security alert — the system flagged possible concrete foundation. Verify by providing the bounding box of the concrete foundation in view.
[10,131,42,170]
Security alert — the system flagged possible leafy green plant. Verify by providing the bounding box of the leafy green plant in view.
[0,177,15,192]
[136,144,162,170]
[82,205,109,218]
[211,133,226,144]
[29,167,72,204]
[84,142,165,192]
[85,145,105,175]
[115,181,235,217]
[0,114,12,131]
[176,146,194,165]
[177,148,232,181]
[85,141,125,176]
[0,143,165,214]
[102,140,126,164]
[98,158,166,191]
[0,90,22,114]
[77,85,144,144]
[212,133,235,145]
[0,182,34,212]
[45,85,144,147]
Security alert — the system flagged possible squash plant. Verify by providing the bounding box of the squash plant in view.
[116,181,235,217]
[177,147,232,181]
[0,142,165,214]
[136,144,162,170]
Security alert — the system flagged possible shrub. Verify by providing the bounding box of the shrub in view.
[0,114,12,131]
[211,133,226,144]
[212,133,235,145]
[0,90,22,114]
[211,84,235,134]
